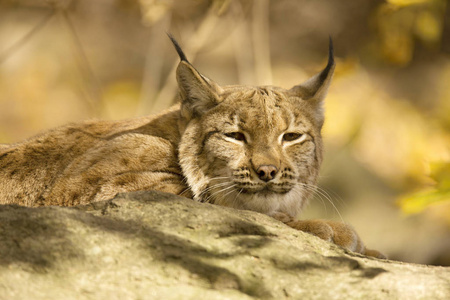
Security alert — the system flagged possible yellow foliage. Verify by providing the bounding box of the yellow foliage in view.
[375,0,446,65]
[387,0,434,7]
[415,10,442,44]
[325,70,450,188]
[398,161,450,219]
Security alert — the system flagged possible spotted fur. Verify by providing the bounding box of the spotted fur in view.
[0,36,384,258]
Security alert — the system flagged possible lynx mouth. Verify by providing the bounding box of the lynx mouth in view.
[240,185,290,195]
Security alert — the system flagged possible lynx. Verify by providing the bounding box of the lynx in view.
[0,36,384,258]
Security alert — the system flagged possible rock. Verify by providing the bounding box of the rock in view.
[0,191,449,299]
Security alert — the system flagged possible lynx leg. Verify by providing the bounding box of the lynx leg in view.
[364,248,386,259]
[325,221,386,258]
[273,216,386,259]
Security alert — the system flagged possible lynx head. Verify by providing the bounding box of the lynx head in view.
[169,35,335,217]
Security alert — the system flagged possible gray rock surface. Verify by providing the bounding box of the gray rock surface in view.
[1,191,449,299]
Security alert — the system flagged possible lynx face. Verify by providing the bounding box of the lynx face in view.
[172,37,335,217]
[180,87,323,216]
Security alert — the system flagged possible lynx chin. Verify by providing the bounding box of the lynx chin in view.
[0,35,385,259]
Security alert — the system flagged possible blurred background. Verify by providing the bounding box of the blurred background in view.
[0,0,449,265]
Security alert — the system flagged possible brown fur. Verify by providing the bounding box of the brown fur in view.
[0,37,384,258]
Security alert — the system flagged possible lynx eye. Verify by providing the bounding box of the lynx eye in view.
[225,132,246,142]
[282,132,303,142]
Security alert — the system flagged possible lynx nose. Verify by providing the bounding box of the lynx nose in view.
[256,165,278,182]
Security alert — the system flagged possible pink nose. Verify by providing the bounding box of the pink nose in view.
[256,165,278,182]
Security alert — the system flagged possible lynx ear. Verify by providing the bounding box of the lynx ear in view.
[168,34,222,121]
[289,38,335,103]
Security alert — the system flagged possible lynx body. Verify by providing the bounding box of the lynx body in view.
[0,36,384,258]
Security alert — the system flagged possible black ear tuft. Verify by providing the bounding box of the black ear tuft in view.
[167,33,189,63]
[288,37,336,104]
[317,37,335,86]
[328,36,334,68]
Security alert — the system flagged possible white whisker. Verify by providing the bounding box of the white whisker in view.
[208,176,231,182]
[296,183,324,204]
[318,186,347,208]
[198,181,232,199]
[298,182,344,223]
[205,183,237,203]
[178,187,191,197]
[220,187,238,201]
[299,184,328,213]
[233,188,243,204]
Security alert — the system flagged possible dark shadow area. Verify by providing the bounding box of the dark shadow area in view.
[75,199,275,298]
[0,205,85,272]
[0,195,275,298]
[326,256,387,279]
[265,250,387,280]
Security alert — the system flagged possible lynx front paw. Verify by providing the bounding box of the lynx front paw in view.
[284,219,386,259]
